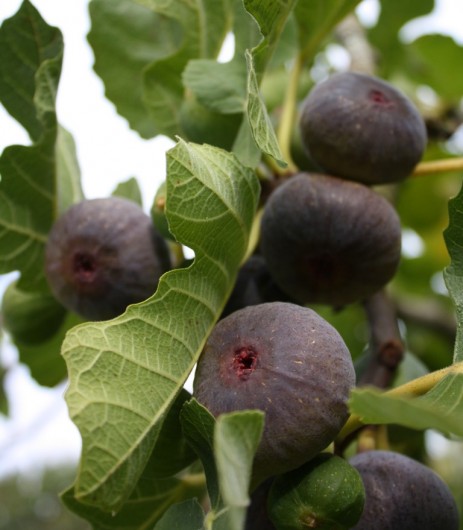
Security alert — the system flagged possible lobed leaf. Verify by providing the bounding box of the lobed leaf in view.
[0,1,82,291]
[62,140,260,512]
[143,0,232,138]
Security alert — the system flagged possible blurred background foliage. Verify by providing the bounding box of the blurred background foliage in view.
[0,0,463,527]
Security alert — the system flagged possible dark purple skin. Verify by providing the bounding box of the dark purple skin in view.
[45,197,171,321]
[245,478,276,530]
[193,302,355,485]
[221,254,297,319]
[260,173,402,307]
[300,72,427,184]
[350,451,460,530]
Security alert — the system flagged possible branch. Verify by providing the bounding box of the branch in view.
[358,290,405,389]
[412,157,463,176]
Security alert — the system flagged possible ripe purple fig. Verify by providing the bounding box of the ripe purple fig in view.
[193,302,355,484]
[300,72,427,184]
[260,173,401,307]
[350,450,459,530]
[45,197,171,320]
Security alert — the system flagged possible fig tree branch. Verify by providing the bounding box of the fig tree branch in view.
[412,157,463,176]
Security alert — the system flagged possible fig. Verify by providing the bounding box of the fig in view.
[45,197,171,321]
[1,280,66,344]
[260,173,401,307]
[299,72,427,184]
[350,450,460,530]
[193,302,355,484]
[221,254,296,318]
[245,478,276,530]
[268,453,365,530]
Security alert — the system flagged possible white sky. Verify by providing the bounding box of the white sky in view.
[0,0,462,479]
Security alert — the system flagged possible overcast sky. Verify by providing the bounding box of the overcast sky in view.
[0,0,462,479]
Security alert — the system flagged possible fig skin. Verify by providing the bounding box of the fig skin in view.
[260,173,402,307]
[45,197,171,321]
[221,254,296,318]
[350,450,460,530]
[245,478,276,530]
[193,302,355,485]
[299,72,427,185]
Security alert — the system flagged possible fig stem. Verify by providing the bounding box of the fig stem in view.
[276,53,303,174]
[358,290,404,389]
[335,360,463,450]
[412,157,463,176]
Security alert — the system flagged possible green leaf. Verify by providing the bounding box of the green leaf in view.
[1,280,66,346]
[368,0,434,76]
[16,312,82,387]
[0,0,62,140]
[62,140,260,512]
[182,60,247,114]
[214,410,264,530]
[349,372,463,438]
[62,474,204,530]
[0,1,80,290]
[112,177,143,206]
[245,50,286,167]
[181,402,265,530]
[181,399,220,508]
[444,182,463,363]
[88,0,181,138]
[141,0,233,138]
[244,0,297,76]
[55,126,85,214]
[407,34,463,102]
[153,499,205,530]
[294,0,363,62]
[231,118,262,168]
[0,364,9,416]
[148,389,197,479]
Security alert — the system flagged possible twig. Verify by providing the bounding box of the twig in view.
[412,157,463,176]
[358,290,405,389]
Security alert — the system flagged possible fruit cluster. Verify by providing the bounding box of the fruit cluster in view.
[12,72,457,529]
[193,73,459,528]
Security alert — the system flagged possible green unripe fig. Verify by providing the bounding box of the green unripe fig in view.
[2,281,66,345]
[299,72,427,185]
[268,453,365,530]
[350,450,459,530]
